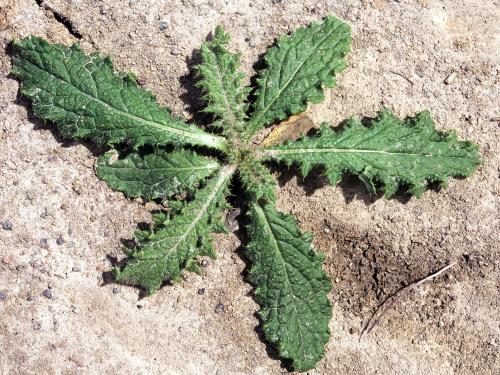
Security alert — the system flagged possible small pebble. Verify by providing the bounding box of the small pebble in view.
[201,260,209,268]
[438,320,444,328]
[159,20,169,31]
[444,71,457,84]
[215,302,224,314]
[33,321,41,331]
[15,264,26,271]
[433,89,444,98]
[112,287,120,294]
[137,304,143,309]
[71,266,81,272]
[71,306,80,314]
[39,238,49,249]
[42,289,52,299]
[197,288,205,295]
[56,236,65,245]
[2,220,12,231]
[170,48,180,56]
[0,291,6,301]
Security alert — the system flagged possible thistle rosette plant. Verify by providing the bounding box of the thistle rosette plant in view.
[11,16,480,371]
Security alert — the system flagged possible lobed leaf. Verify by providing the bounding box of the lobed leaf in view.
[115,165,235,294]
[261,110,481,197]
[247,202,332,371]
[245,16,351,141]
[96,149,220,199]
[11,36,227,151]
[197,26,250,138]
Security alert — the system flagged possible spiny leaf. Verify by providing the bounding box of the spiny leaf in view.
[247,202,332,371]
[96,149,220,199]
[245,16,351,141]
[11,36,227,151]
[115,165,235,294]
[261,110,481,197]
[238,156,277,202]
[196,26,251,138]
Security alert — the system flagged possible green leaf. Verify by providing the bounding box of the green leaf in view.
[96,149,220,199]
[246,202,332,371]
[115,165,235,294]
[238,157,277,202]
[246,16,351,140]
[197,26,250,138]
[11,36,227,151]
[261,110,481,197]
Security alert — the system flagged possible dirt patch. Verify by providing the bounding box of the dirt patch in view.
[1,0,499,374]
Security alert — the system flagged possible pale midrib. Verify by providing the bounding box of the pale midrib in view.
[253,203,308,363]
[25,59,226,150]
[104,161,220,173]
[263,148,466,158]
[146,165,235,252]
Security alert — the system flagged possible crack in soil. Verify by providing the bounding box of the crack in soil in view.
[35,0,82,39]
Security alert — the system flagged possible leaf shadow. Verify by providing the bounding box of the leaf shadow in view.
[8,99,105,159]
[102,255,151,300]
[269,160,418,205]
[266,161,380,205]
[179,32,217,129]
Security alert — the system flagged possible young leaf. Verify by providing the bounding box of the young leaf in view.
[261,110,481,197]
[247,202,332,371]
[11,36,227,151]
[96,149,220,199]
[246,16,350,140]
[197,26,250,137]
[115,165,235,294]
[238,156,277,202]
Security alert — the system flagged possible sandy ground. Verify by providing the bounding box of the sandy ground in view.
[0,0,499,374]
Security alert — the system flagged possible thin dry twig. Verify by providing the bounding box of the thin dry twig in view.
[389,70,414,85]
[360,262,456,339]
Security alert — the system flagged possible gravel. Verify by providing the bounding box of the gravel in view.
[42,289,52,299]
[214,302,224,314]
[2,220,12,231]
